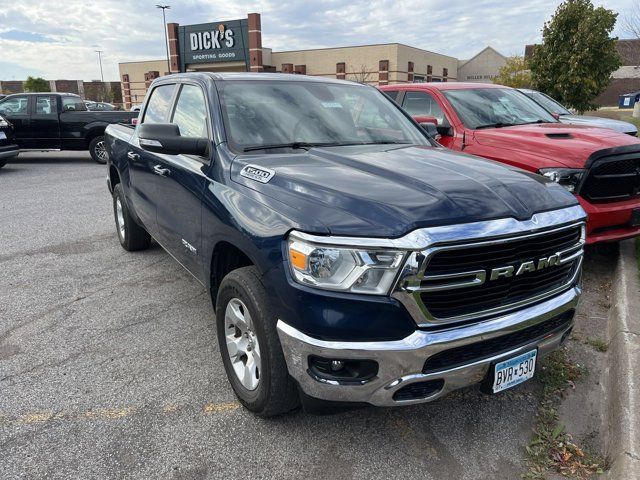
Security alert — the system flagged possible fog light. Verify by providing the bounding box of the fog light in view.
[331,360,345,371]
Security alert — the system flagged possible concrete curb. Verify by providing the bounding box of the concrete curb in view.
[605,239,640,479]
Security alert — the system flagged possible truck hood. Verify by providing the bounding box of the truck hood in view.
[230,144,578,237]
[473,123,640,168]
[558,114,638,135]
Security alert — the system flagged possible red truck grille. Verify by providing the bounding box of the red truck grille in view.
[580,154,640,202]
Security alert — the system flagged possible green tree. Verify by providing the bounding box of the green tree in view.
[493,56,532,88]
[22,76,50,93]
[530,0,620,112]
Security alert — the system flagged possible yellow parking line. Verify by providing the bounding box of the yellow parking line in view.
[2,401,241,426]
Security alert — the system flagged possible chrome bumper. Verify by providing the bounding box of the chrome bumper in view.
[277,286,579,407]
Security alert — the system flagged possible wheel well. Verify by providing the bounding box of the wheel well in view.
[85,128,106,147]
[210,242,254,306]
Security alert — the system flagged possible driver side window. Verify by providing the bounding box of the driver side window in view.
[402,91,445,124]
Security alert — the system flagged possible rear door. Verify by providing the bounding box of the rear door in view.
[128,83,177,236]
[0,95,31,147]
[30,95,61,149]
[152,82,211,276]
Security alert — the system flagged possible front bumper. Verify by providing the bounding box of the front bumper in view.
[277,286,579,407]
[578,195,640,244]
[0,143,19,159]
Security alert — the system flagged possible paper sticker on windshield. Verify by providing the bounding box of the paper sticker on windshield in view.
[241,164,275,184]
[321,102,343,108]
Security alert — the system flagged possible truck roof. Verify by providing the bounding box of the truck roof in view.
[159,71,364,86]
[380,82,507,91]
[3,92,81,97]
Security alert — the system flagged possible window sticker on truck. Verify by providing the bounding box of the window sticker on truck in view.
[240,164,275,183]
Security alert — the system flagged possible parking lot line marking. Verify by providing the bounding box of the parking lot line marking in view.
[203,402,240,414]
[2,401,242,427]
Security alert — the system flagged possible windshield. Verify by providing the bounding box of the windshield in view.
[525,91,571,116]
[443,88,557,129]
[216,80,431,152]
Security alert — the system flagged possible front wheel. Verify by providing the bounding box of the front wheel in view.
[89,135,108,164]
[216,266,299,417]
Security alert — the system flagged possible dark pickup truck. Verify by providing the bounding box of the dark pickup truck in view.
[106,72,586,416]
[0,92,137,163]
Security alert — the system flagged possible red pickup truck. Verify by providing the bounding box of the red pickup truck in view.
[380,83,640,244]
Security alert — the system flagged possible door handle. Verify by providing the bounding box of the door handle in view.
[127,151,140,161]
[153,164,170,176]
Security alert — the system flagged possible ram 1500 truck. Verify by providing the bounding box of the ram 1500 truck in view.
[106,73,586,416]
[380,83,640,244]
[0,93,137,164]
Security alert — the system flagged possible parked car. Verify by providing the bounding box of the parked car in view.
[0,93,137,163]
[0,113,19,169]
[106,72,585,416]
[85,101,116,111]
[380,83,640,244]
[519,88,637,136]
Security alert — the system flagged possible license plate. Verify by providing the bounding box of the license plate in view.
[0,131,6,140]
[492,349,537,393]
[630,208,640,227]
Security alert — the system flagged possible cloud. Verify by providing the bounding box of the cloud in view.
[0,0,635,81]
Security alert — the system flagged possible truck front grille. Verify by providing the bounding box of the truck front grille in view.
[412,224,583,324]
[580,154,640,202]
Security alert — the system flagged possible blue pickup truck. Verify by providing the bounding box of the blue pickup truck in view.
[105,72,586,416]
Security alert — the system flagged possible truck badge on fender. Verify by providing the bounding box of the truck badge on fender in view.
[241,165,275,184]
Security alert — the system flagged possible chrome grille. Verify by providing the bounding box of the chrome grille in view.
[580,154,640,202]
[397,223,584,326]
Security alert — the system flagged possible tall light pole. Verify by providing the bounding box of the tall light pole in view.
[95,50,104,101]
[156,5,171,74]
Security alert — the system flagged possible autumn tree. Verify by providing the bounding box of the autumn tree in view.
[529,0,620,112]
[23,76,50,93]
[492,56,532,88]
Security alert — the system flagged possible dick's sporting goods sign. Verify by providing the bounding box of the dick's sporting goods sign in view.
[178,19,249,71]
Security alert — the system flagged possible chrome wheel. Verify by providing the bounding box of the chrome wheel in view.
[116,197,125,241]
[224,298,261,391]
[95,140,108,162]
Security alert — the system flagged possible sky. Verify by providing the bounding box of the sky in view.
[0,0,635,81]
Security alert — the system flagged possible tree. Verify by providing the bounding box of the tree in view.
[529,0,620,112]
[621,1,640,67]
[492,56,532,88]
[23,76,50,93]
[348,64,375,84]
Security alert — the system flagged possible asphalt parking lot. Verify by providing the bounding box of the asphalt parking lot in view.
[0,153,612,480]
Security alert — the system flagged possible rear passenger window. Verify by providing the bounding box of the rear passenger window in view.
[36,95,57,114]
[402,91,445,124]
[171,84,208,138]
[384,90,401,103]
[143,84,176,124]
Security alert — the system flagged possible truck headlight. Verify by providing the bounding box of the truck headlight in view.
[539,168,585,193]
[287,234,405,295]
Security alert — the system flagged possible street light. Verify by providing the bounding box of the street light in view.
[95,50,104,101]
[156,5,171,74]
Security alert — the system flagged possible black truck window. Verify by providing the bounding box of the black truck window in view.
[171,84,208,138]
[61,96,87,112]
[0,96,28,115]
[36,95,57,115]
[143,84,176,124]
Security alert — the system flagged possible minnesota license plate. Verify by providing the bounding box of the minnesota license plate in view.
[0,131,6,140]
[492,349,537,393]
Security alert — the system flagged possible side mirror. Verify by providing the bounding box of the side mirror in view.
[413,115,438,125]
[138,123,209,157]
[421,122,439,137]
[551,112,560,120]
[436,125,453,136]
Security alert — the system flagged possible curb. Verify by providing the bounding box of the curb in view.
[605,239,640,479]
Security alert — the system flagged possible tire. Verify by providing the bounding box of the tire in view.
[216,266,299,417]
[89,135,108,164]
[112,183,151,251]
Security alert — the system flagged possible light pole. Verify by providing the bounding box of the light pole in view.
[95,50,104,101]
[156,5,171,74]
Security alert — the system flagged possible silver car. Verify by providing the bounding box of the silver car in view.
[519,88,637,136]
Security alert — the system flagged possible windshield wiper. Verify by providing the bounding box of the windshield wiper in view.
[475,122,516,129]
[243,141,410,152]
[520,119,554,125]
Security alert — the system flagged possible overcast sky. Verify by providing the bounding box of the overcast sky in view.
[0,0,635,81]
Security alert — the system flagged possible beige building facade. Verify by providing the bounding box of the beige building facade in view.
[118,12,503,108]
[457,46,507,83]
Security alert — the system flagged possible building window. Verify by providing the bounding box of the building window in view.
[443,68,449,82]
[427,65,433,75]
[413,75,426,83]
